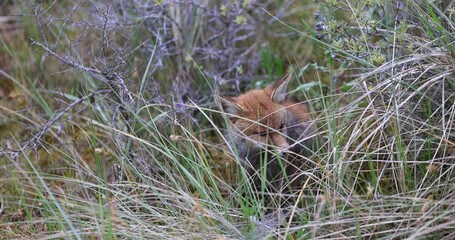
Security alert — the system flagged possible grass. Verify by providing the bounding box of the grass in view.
[0,0,454,239]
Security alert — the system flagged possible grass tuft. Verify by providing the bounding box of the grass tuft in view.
[0,0,454,239]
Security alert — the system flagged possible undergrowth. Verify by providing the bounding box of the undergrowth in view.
[0,0,454,239]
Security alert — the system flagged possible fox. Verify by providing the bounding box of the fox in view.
[220,73,315,191]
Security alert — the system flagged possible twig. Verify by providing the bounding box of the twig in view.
[30,38,103,77]
[6,89,111,159]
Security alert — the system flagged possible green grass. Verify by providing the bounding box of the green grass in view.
[1,0,454,239]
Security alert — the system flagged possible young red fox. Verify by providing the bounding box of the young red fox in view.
[220,74,314,189]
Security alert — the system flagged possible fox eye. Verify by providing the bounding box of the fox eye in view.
[258,131,268,136]
[278,124,285,130]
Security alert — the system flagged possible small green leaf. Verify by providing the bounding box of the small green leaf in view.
[342,82,352,92]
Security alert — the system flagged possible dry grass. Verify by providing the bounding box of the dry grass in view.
[0,0,454,239]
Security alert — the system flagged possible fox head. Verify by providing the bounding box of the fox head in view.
[220,74,292,151]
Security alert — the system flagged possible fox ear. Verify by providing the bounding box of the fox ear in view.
[219,95,243,115]
[270,73,291,103]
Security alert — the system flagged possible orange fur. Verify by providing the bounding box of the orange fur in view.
[221,74,312,150]
[220,74,315,190]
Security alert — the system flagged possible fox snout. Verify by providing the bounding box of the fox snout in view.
[270,132,289,152]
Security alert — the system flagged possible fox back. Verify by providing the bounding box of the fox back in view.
[220,74,314,190]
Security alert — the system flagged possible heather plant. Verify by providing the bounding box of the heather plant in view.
[0,0,454,239]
